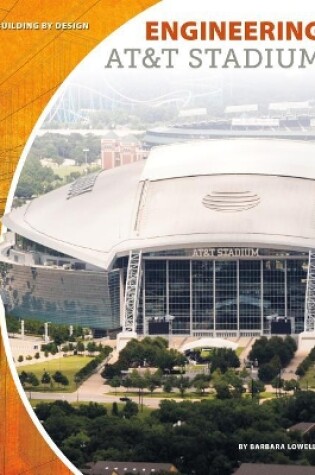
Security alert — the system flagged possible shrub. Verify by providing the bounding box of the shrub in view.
[18,355,24,363]
[296,356,312,377]
[258,363,279,383]
[123,400,139,418]
[163,380,173,393]
[74,347,112,383]
[250,336,296,368]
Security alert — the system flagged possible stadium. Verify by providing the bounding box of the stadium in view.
[1,138,315,339]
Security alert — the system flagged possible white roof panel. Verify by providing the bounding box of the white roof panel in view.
[225,104,258,113]
[269,101,311,111]
[232,118,279,127]
[3,139,315,269]
[179,108,207,117]
[141,140,315,182]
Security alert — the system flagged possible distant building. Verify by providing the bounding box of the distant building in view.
[82,461,178,475]
[101,132,148,170]
[288,422,315,442]
[224,104,259,115]
[234,463,315,475]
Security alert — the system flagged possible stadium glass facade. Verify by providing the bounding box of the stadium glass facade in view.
[2,244,308,337]
[136,248,308,337]
[4,263,121,330]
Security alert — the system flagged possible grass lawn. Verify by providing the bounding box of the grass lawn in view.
[299,366,315,389]
[110,390,278,401]
[48,164,100,179]
[186,364,208,373]
[53,164,85,178]
[19,355,92,392]
[258,391,277,399]
[236,347,244,357]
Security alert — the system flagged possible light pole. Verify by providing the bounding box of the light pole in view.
[44,322,51,343]
[83,148,89,174]
[75,376,80,403]
[20,319,25,340]
[166,314,175,342]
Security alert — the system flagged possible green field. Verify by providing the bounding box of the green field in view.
[236,347,244,357]
[299,365,315,389]
[186,364,208,373]
[45,163,100,179]
[19,355,92,392]
[53,164,86,178]
[258,391,277,399]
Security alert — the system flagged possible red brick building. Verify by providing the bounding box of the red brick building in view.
[101,132,148,170]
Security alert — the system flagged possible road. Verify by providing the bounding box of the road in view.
[28,390,165,408]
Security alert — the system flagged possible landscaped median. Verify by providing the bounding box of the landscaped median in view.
[18,346,112,392]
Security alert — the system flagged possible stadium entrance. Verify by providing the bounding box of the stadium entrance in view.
[135,248,308,337]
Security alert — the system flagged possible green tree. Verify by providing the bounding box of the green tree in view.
[209,348,240,373]
[87,341,97,355]
[19,371,28,387]
[193,374,211,395]
[271,376,284,389]
[109,376,121,395]
[77,341,85,355]
[175,375,191,397]
[129,370,147,395]
[111,402,119,417]
[6,314,20,333]
[249,336,296,368]
[283,379,299,392]
[144,370,162,395]
[163,379,173,393]
[122,400,139,418]
[213,381,232,399]
[52,371,69,387]
[16,155,60,198]
[77,402,107,419]
[41,371,51,386]
[62,374,70,387]
[249,379,265,396]
[193,379,209,395]
[258,363,279,383]
[28,372,40,387]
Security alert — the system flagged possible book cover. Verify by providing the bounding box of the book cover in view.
[1,1,315,475]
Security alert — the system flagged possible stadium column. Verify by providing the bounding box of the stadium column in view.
[166,260,170,318]
[284,260,288,318]
[119,268,125,328]
[142,263,146,335]
[213,261,216,336]
[190,260,193,335]
[260,260,264,334]
[237,260,240,335]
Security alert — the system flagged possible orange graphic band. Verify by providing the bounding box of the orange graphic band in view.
[0,1,159,474]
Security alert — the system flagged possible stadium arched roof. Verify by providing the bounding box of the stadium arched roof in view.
[3,139,315,269]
